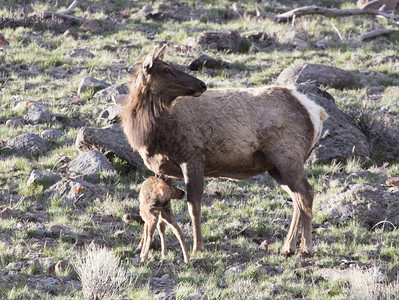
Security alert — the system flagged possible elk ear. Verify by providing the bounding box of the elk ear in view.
[155,44,167,61]
[142,47,158,72]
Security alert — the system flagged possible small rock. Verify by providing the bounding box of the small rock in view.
[41,129,63,141]
[190,31,248,53]
[123,213,144,224]
[49,224,72,235]
[114,94,127,105]
[188,54,230,70]
[68,150,117,183]
[78,76,111,95]
[259,240,269,251]
[97,105,123,124]
[225,264,246,275]
[70,97,86,106]
[6,133,47,156]
[344,231,355,240]
[63,29,78,38]
[256,262,283,276]
[386,176,399,187]
[27,169,61,187]
[6,118,25,127]
[49,260,70,276]
[93,83,129,103]
[67,49,95,58]
[48,66,68,78]
[34,226,46,236]
[80,19,102,34]
[315,37,330,49]
[292,37,308,49]
[0,66,10,77]
[13,101,29,113]
[133,5,165,20]
[225,3,246,19]
[0,208,22,219]
[188,292,201,300]
[24,109,52,124]
[28,102,47,111]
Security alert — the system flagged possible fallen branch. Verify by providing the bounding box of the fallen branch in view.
[256,5,399,22]
[37,0,86,24]
[358,28,393,41]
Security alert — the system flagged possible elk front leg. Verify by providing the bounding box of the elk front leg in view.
[181,161,204,256]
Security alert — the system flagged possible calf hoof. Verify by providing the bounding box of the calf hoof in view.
[296,249,312,258]
[134,248,142,255]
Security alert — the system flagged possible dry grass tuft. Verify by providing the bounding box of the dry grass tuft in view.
[74,242,130,300]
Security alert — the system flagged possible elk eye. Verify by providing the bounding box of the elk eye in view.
[163,68,171,74]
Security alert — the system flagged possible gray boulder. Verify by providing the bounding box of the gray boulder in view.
[75,124,144,169]
[27,169,61,187]
[93,83,128,103]
[77,76,111,95]
[188,54,230,70]
[189,31,249,53]
[296,84,370,163]
[41,129,63,141]
[67,49,95,58]
[97,104,123,124]
[68,150,117,183]
[6,133,47,156]
[276,64,356,90]
[318,182,399,227]
[24,109,52,124]
[43,177,108,207]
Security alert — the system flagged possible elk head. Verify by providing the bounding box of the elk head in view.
[137,45,207,104]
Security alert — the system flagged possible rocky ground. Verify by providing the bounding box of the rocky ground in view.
[0,0,399,299]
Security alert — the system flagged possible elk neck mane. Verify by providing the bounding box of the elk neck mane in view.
[121,70,172,150]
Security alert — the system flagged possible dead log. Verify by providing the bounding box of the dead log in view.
[37,0,86,24]
[256,5,399,22]
[359,28,394,40]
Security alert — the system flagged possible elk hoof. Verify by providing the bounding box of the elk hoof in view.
[280,247,295,257]
[296,249,313,258]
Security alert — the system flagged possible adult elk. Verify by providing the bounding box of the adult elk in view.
[120,45,328,258]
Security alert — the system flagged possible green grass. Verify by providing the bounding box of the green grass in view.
[1,0,399,299]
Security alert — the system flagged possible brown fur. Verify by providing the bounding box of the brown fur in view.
[120,46,328,258]
[138,176,189,263]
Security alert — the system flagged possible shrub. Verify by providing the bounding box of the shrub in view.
[74,242,130,300]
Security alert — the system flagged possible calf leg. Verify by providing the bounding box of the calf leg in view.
[140,216,158,262]
[157,220,168,259]
[162,210,190,263]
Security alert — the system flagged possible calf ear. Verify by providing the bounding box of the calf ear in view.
[142,47,158,72]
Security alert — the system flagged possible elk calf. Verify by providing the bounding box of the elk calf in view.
[137,176,189,263]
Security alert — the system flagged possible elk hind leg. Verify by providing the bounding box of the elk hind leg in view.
[268,165,314,258]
